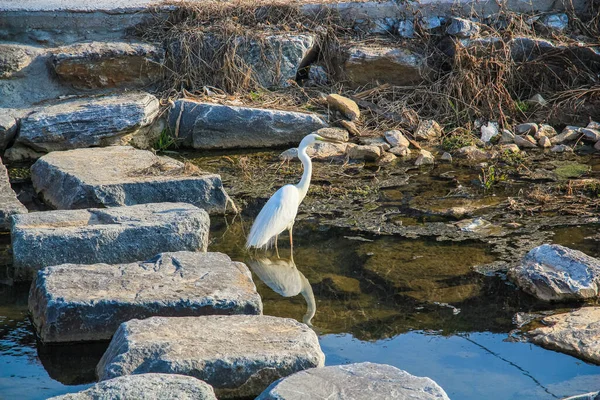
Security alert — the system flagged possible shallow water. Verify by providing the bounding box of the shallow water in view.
[2,151,600,399]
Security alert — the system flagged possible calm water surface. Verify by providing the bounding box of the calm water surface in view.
[1,213,600,399]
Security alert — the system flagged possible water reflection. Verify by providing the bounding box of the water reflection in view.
[247,256,316,326]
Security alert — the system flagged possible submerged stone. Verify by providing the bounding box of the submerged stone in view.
[11,203,209,281]
[51,41,164,89]
[0,158,27,231]
[415,149,435,166]
[508,244,600,301]
[97,315,324,399]
[15,92,159,153]
[48,373,217,400]
[168,100,327,149]
[256,362,450,400]
[31,146,231,214]
[528,307,600,364]
[29,252,262,343]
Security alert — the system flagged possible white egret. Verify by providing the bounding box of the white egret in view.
[245,133,341,256]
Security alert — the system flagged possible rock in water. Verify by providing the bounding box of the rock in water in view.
[51,41,164,89]
[326,94,360,121]
[96,315,324,399]
[11,203,209,281]
[15,92,159,153]
[30,146,231,214]
[47,374,217,400]
[528,307,600,364]
[256,362,450,400]
[508,244,600,301]
[0,158,27,231]
[168,100,326,149]
[29,252,262,343]
[415,149,434,166]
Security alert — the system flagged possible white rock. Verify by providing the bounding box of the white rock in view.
[384,130,410,147]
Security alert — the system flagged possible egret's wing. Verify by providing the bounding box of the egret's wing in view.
[246,185,299,249]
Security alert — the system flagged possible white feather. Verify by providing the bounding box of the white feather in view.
[245,184,300,249]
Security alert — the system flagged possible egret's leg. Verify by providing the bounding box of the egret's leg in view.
[289,227,294,258]
[274,235,280,258]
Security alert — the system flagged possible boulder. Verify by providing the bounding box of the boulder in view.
[539,136,552,148]
[29,252,262,343]
[30,146,230,214]
[509,37,555,62]
[384,130,410,147]
[0,44,34,78]
[454,145,490,162]
[97,315,324,399]
[389,145,410,157]
[515,123,538,136]
[344,45,427,86]
[551,126,581,144]
[508,244,600,301]
[51,41,164,89]
[414,120,443,141]
[15,92,159,153]
[235,34,315,88]
[348,145,381,160]
[326,94,360,121]
[528,307,600,364]
[47,373,217,400]
[514,135,537,148]
[581,128,600,142]
[168,100,326,149]
[0,109,21,151]
[446,17,480,38]
[0,159,27,231]
[11,202,209,281]
[256,362,450,400]
[307,65,328,85]
[415,149,434,166]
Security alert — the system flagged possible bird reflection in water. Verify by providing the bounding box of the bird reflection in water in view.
[246,256,316,326]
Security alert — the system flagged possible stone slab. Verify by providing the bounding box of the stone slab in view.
[508,244,600,302]
[528,307,600,365]
[257,362,450,400]
[11,202,209,281]
[97,315,324,399]
[51,41,164,89]
[168,100,327,149]
[48,373,217,400]
[31,146,231,214]
[0,157,27,230]
[29,252,262,343]
[15,92,159,153]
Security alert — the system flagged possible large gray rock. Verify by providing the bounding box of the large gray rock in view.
[344,45,427,86]
[51,41,164,89]
[0,109,21,151]
[31,146,231,214]
[97,315,324,399]
[48,373,217,400]
[528,307,600,364]
[15,92,159,153]
[257,362,450,400]
[0,44,34,78]
[235,34,315,88]
[168,100,327,149]
[29,252,262,343]
[508,244,600,301]
[11,202,209,281]
[0,158,27,230]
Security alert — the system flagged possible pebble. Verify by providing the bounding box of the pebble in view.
[415,149,434,166]
[441,152,452,162]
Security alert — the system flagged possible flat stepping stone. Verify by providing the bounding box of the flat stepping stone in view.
[508,244,600,301]
[168,100,327,149]
[29,252,262,343]
[0,158,26,230]
[97,315,324,399]
[31,146,231,213]
[528,307,600,364]
[11,202,208,281]
[48,373,217,400]
[14,92,158,153]
[257,362,450,400]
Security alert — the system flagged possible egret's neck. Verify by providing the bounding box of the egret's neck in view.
[295,145,312,202]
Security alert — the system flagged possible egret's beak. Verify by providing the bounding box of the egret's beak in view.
[319,137,344,144]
